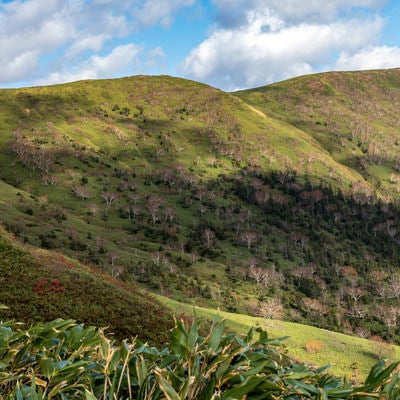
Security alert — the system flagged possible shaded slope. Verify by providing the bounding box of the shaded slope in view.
[0,227,172,344]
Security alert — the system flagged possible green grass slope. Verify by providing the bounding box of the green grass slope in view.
[236,68,400,198]
[0,75,371,190]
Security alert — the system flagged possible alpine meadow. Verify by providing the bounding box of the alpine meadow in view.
[1,69,400,398]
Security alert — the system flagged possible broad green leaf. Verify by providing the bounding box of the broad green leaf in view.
[187,319,199,349]
[209,320,225,353]
[40,358,56,379]
[85,389,98,400]
[257,379,284,392]
[243,327,255,345]
[157,374,181,400]
[284,378,320,395]
[215,358,232,382]
[136,357,149,386]
[221,375,264,399]
[364,360,386,386]
[198,375,216,400]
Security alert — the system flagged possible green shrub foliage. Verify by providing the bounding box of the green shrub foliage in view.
[0,317,399,399]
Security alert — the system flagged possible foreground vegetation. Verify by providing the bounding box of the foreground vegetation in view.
[159,296,400,379]
[0,317,399,399]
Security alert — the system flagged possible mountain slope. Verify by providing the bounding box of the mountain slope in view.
[0,227,172,344]
[236,68,400,199]
[0,73,399,345]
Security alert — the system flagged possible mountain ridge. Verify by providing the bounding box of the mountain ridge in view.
[0,69,399,348]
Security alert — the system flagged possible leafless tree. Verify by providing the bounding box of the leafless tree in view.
[112,264,125,279]
[72,184,91,200]
[202,228,215,249]
[146,196,165,224]
[101,191,118,216]
[388,273,400,299]
[257,298,283,321]
[248,265,266,286]
[376,305,400,331]
[239,231,258,249]
[163,206,176,222]
[346,285,364,304]
[41,174,58,185]
[302,297,329,317]
[347,303,367,319]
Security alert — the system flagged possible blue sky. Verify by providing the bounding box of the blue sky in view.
[1,0,400,91]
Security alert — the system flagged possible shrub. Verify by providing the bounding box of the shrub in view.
[304,339,325,353]
[0,317,399,399]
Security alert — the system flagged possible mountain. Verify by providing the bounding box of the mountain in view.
[236,68,400,199]
[0,71,399,345]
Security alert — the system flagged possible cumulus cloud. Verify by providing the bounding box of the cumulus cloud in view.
[133,0,196,29]
[0,0,195,86]
[34,44,142,86]
[182,0,383,90]
[67,35,110,58]
[0,0,74,83]
[212,0,385,27]
[336,46,400,70]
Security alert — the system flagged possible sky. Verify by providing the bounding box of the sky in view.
[1,0,400,91]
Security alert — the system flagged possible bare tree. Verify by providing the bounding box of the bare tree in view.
[163,206,176,222]
[257,298,283,321]
[72,184,91,200]
[147,196,165,224]
[388,273,400,299]
[41,174,58,185]
[101,191,118,216]
[263,265,284,289]
[347,303,368,319]
[239,231,258,249]
[112,264,125,279]
[110,252,119,268]
[346,285,364,304]
[376,305,400,331]
[202,228,215,249]
[199,204,207,217]
[248,265,266,286]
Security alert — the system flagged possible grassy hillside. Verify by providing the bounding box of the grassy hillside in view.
[0,73,399,347]
[236,68,400,199]
[0,227,172,344]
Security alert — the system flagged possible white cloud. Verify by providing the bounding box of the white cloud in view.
[89,44,142,76]
[67,35,110,58]
[146,47,165,67]
[34,44,142,86]
[133,0,196,29]
[182,8,384,90]
[0,0,195,85]
[336,46,400,70]
[1,50,40,83]
[212,0,385,27]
